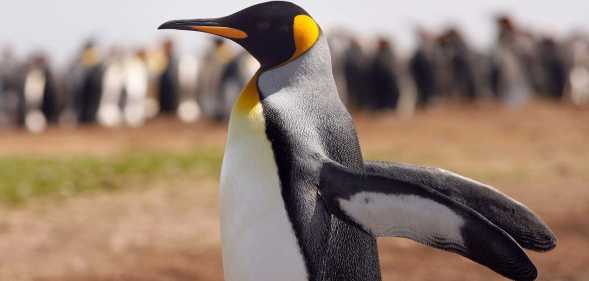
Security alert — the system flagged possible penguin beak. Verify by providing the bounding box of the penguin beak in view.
[158,18,248,40]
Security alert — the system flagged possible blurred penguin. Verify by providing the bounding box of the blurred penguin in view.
[369,37,401,111]
[409,28,438,109]
[343,38,370,111]
[196,38,234,121]
[176,52,201,123]
[0,46,23,128]
[71,40,104,124]
[21,53,59,133]
[98,47,125,127]
[437,28,480,102]
[489,16,532,106]
[568,35,589,105]
[158,38,180,115]
[537,36,569,100]
[99,48,150,127]
[123,49,149,127]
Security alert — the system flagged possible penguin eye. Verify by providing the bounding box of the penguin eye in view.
[257,21,271,31]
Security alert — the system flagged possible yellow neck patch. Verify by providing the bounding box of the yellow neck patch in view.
[290,15,320,61]
[234,74,263,122]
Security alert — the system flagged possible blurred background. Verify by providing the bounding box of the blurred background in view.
[0,1,588,280]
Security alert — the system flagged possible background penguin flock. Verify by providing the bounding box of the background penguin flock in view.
[159,1,556,281]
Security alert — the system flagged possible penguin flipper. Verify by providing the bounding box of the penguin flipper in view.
[364,160,556,252]
[319,161,538,281]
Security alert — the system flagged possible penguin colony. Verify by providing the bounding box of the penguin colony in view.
[159,2,556,281]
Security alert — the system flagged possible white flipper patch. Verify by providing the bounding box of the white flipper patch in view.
[339,192,465,245]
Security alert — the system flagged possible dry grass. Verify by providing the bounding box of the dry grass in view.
[0,101,587,281]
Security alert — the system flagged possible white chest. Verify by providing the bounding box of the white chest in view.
[219,115,308,281]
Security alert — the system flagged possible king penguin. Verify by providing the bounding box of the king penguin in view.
[159,2,556,281]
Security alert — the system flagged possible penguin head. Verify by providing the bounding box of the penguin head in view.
[159,1,320,69]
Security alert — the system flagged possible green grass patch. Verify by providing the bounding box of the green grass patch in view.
[0,148,223,206]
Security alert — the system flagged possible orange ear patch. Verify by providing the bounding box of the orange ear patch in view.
[290,15,320,60]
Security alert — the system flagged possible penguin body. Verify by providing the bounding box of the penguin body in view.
[219,75,309,280]
[220,34,379,280]
[159,2,556,281]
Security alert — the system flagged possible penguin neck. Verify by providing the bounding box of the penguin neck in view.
[257,34,336,100]
[230,34,335,126]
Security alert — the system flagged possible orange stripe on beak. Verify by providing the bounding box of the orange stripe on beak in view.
[191,26,248,39]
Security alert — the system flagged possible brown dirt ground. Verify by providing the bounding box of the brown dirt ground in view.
[0,101,588,281]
